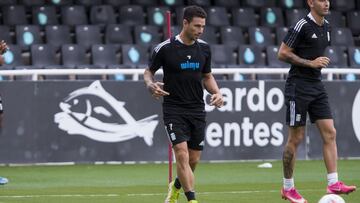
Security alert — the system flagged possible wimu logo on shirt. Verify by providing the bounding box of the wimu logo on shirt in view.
[180,61,200,70]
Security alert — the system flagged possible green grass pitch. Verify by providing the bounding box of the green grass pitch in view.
[0,160,359,203]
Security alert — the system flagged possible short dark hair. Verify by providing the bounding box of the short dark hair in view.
[183,5,207,23]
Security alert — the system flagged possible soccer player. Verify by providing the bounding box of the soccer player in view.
[0,40,8,185]
[278,0,356,202]
[144,6,223,203]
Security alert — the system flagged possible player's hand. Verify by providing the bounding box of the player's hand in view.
[311,56,330,69]
[0,40,8,55]
[210,92,223,108]
[147,81,170,100]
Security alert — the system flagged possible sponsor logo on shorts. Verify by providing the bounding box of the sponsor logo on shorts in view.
[170,132,176,141]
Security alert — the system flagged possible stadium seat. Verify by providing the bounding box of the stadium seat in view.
[16,25,43,50]
[61,44,88,69]
[103,0,130,6]
[285,9,307,27]
[61,6,88,26]
[147,6,170,27]
[132,0,158,6]
[278,0,304,9]
[266,45,290,68]
[348,46,360,68]
[276,27,289,45]
[0,0,17,6]
[105,24,133,45]
[248,27,274,48]
[45,25,72,49]
[210,44,237,68]
[134,25,161,45]
[214,0,240,7]
[347,11,360,35]
[236,45,265,80]
[2,45,24,70]
[243,0,276,8]
[121,44,149,68]
[199,25,218,44]
[187,0,211,7]
[219,26,245,47]
[2,5,28,26]
[31,44,70,80]
[0,26,14,44]
[331,0,355,12]
[91,44,125,80]
[0,44,21,80]
[331,28,355,47]
[32,6,59,26]
[119,5,145,26]
[232,8,257,28]
[162,26,181,39]
[160,0,184,6]
[325,11,345,28]
[238,45,265,67]
[90,5,117,26]
[19,0,45,6]
[91,44,119,69]
[206,7,230,27]
[324,46,348,68]
[75,25,103,50]
[48,0,74,6]
[31,44,58,69]
[175,6,185,25]
[260,7,284,28]
[76,0,102,7]
[324,46,351,80]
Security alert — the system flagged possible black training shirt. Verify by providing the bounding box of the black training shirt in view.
[149,35,211,115]
[283,14,331,81]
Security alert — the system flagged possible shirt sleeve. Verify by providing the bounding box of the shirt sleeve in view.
[202,44,211,74]
[283,19,306,49]
[148,44,165,72]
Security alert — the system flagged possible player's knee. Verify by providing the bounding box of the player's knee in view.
[175,149,189,164]
[189,156,200,167]
[324,127,336,143]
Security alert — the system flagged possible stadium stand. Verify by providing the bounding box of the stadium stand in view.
[61,5,88,26]
[16,25,43,50]
[232,8,257,28]
[75,25,103,50]
[147,6,169,26]
[90,5,117,26]
[206,7,230,27]
[260,7,284,28]
[0,0,358,81]
[45,25,73,49]
[32,6,59,26]
[2,5,28,26]
[118,5,145,25]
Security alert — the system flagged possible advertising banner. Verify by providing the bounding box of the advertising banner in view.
[0,80,357,163]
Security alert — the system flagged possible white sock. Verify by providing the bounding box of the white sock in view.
[283,178,294,191]
[327,172,338,186]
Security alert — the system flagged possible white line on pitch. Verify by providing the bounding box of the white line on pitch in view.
[0,194,120,198]
[0,189,324,199]
[127,189,324,197]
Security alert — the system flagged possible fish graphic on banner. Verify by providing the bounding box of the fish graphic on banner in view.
[54,81,159,145]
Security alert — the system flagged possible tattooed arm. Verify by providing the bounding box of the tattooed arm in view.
[278,42,330,69]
